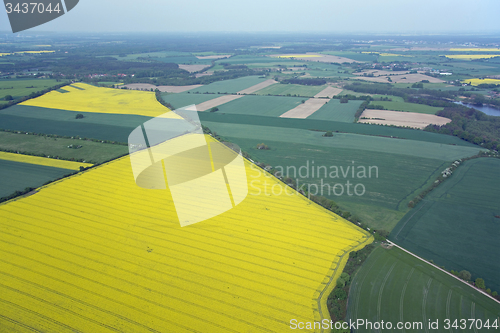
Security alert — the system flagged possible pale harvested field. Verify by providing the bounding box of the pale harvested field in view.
[179,64,211,73]
[238,79,277,94]
[270,53,360,63]
[195,72,214,78]
[358,109,451,129]
[279,98,329,119]
[314,86,343,98]
[353,73,444,84]
[353,69,410,77]
[195,54,231,59]
[123,83,202,93]
[196,95,244,111]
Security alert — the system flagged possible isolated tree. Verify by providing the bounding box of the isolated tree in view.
[256,143,269,150]
[324,131,333,137]
[210,107,219,112]
[458,270,471,281]
[492,291,498,297]
[75,114,84,119]
[486,288,491,295]
[475,278,486,290]
[4,95,13,101]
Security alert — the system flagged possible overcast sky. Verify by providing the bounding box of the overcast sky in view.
[1,0,499,34]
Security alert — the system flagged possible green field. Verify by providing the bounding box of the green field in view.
[201,121,481,230]
[347,246,500,333]
[369,100,444,114]
[215,95,304,117]
[320,51,378,62]
[214,55,295,65]
[0,105,152,143]
[255,83,325,97]
[390,158,500,292]
[0,159,74,198]
[111,51,212,64]
[199,113,477,147]
[0,131,128,164]
[202,122,480,161]
[161,92,220,109]
[308,99,363,122]
[0,79,66,100]
[189,76,268,94]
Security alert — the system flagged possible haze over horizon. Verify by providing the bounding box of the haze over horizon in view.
[1,0,499,35]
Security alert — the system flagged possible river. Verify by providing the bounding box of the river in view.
[454,101,500,117]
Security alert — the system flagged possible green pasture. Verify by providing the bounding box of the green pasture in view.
[0,159,74,198]
[214,55,295,65]
[202,122,480,162]
[161,93,219,109]
[189,76,267,94]
[390,158,500,292]
[320,51,378,62]
[0,105,152,143]
[0,131,128,164]
[369,101,443,114]
[216,95,304,117]
[255,83,325,97]
[244,62,304,69]
[0,79,65,100]
[308,99,363,122]
[201,121,481,230]
[199,113,478,147]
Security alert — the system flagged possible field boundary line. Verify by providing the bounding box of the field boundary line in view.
[377,262,397,324]
[387,241,500,305]
[400,268,414,332]
[392,200,429,240]
[316,235,373,333]
[472,302,478,333]
[422,278,432,333]
[345,246,381,327]
[446,290,453,333]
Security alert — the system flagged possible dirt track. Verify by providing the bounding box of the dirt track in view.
[358,109,451,129]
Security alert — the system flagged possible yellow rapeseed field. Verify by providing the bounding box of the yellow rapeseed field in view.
[445,54,500,60]
[0,152,92,170]
[462,78,500,86]
[0,135,372,332]
[0,51,55,56]
[21,83,179,118]
[449,48,500,52]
